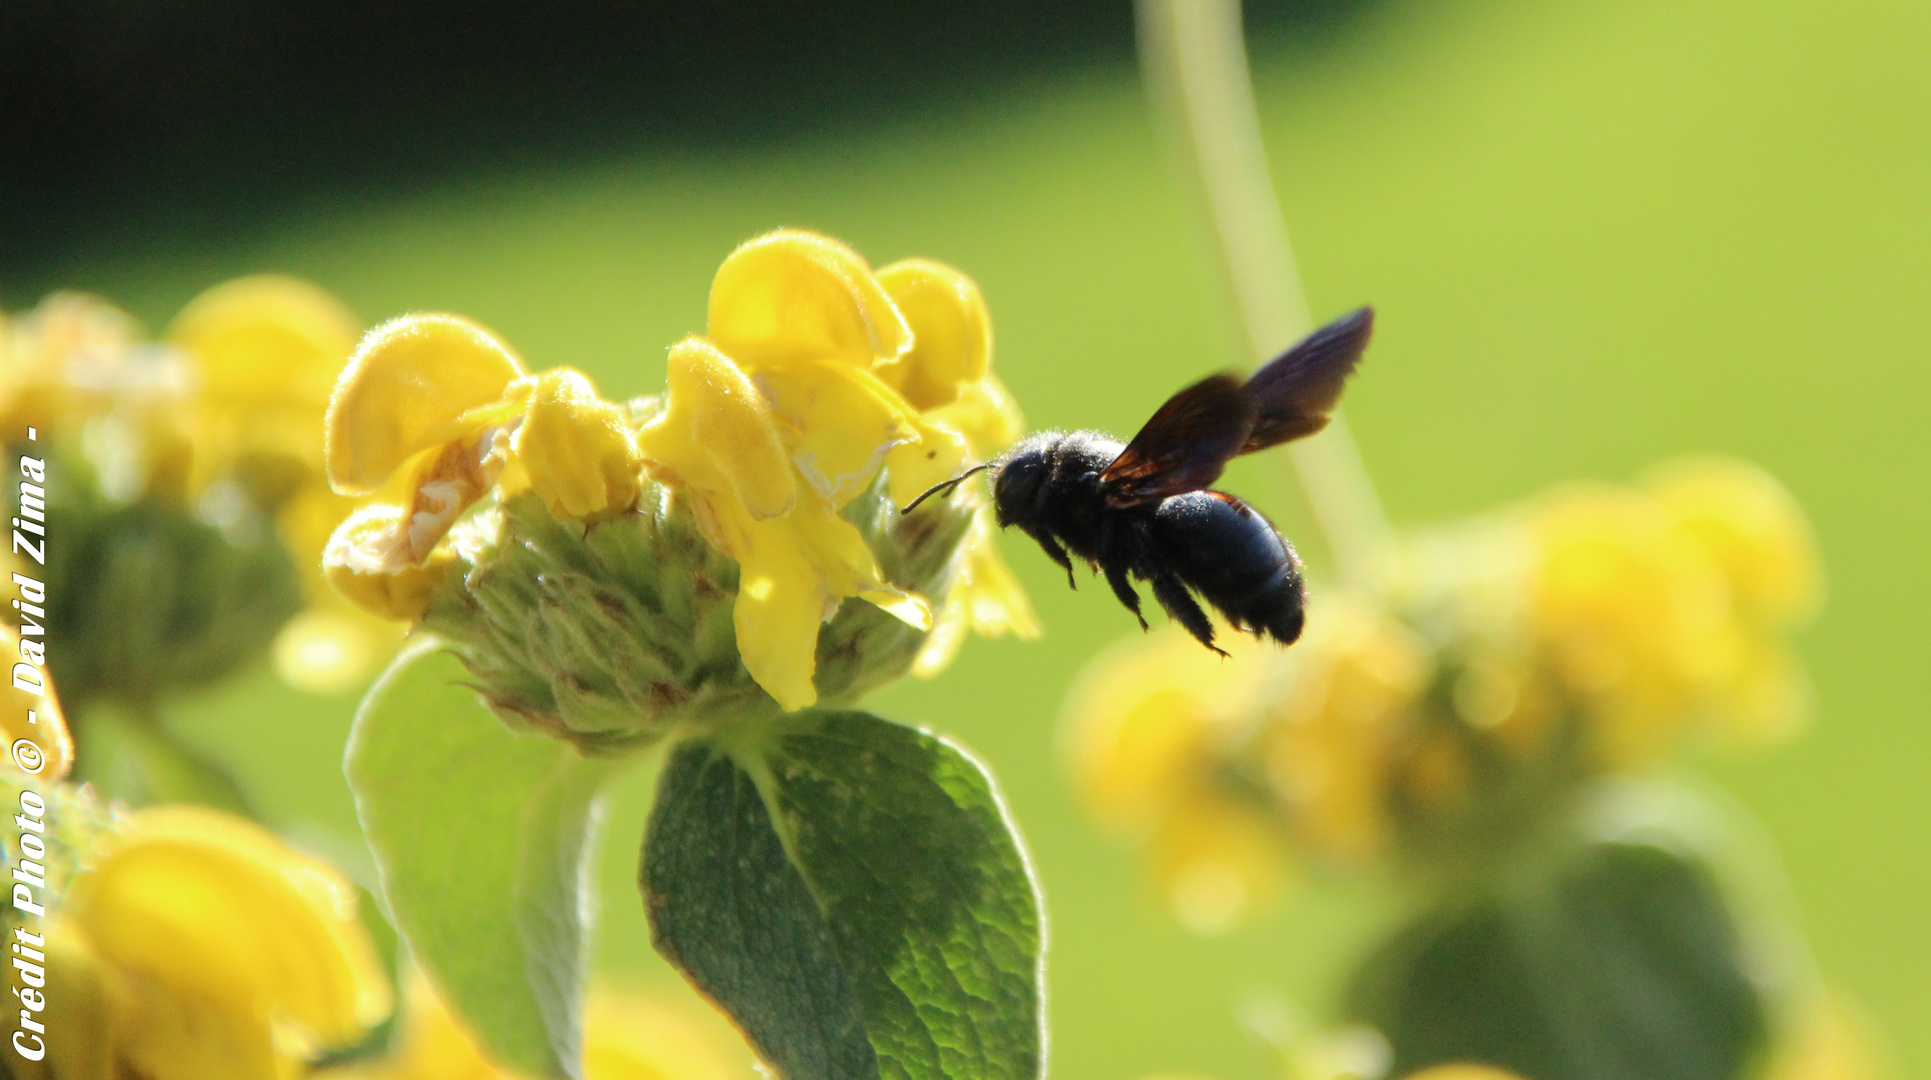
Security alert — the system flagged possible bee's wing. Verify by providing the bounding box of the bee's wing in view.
[1097,373,1257,506]
[1239,306,1373,453]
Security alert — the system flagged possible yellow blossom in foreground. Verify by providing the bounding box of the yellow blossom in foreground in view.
[322,313,642,621]
[22,805,390,1080]
[328,972,744,1080]
[318,230,1034,716]
[635,229,1031,709]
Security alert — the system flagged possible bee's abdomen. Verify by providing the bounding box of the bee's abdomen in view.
[1150,491,1306,644]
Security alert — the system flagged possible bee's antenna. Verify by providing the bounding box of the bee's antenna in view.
[900,463,991,514]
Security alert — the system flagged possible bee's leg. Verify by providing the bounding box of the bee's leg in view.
[1103,561,1148,630]
[1028,529,1078,589]
[1151,574,1225,657]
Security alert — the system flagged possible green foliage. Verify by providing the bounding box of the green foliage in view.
[643,709,1044,1080]
[1349,840,1769,1080]
[347,640,615,1079]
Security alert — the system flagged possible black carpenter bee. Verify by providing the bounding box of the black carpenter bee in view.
[905,306,1373,654]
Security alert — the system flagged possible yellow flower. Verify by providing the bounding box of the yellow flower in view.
[1150,788,1292,935]
[164,276,408,693]
[1525,483,1734,763]
[1259,595,1432,862]
[1060,624,1285,931]
[0,292,153,444]
[1644,456,1823,742]
[322,313,642,621]
[21,805,390,1080]
[635,230,1030,710]
[1525,457,1822,761]
[328,971,745,1080]
[1,292,199,499]
[1061,624,1264,837]
[167,276,358,497]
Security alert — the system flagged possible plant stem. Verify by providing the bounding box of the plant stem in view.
[1136,0,1395,583]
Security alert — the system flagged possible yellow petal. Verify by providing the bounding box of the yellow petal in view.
[726,494,932,711]
[67,806,391,1053]
[756,362,916,508]
[272,606,403,694]
[165,275,357,417]
[0,624,73,781]
[583,990,741,1080]
[1404,1068,1533,1080]
[1061,627,1262,836]
[911,509,1039,679]
[34,926,129,1080]
[961,517,1041,640]
[322,504,459,622]
[732,517,828,712]
[785,497,931,630]
[884,414,969,509]
[1644,456,1824,627]
[637,337,795,520]
[923,373,1025,458]
[1151,790,1291,936]
[874,258,991,410]
[707,230,911,369]
[325,313,525,494]
[117,986,281,1080]
[515,367,642,520]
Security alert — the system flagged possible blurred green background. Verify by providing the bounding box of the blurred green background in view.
[11,0,1928,1076]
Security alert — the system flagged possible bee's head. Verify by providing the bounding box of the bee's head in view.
[990,432,1061,529]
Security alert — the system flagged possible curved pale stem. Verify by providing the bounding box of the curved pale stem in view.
[1136,0,1394,582]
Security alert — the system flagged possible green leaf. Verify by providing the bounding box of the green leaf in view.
[642,709,1044,1080]
[347,638,615,1079]
[1349,840,1769,1080]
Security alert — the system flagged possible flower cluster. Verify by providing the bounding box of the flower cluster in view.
[1064,457,1821,932]
[322,230,1036,742]
[0,279,395,700]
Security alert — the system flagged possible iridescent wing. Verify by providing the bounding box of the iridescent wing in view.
[1097,373,1256,507]
[1240,306,1373,452]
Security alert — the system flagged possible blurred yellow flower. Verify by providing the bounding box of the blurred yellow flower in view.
[165,276,405,693]
[1259,594,1433,862]
[1061,455,1822,916]
[19,804,390,1080]
[328,971,744,1080]
[0,280,408,695]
